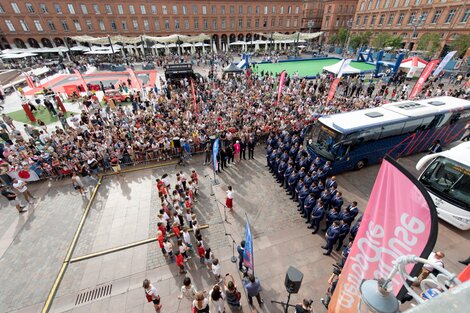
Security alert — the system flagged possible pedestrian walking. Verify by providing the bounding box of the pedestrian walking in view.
[71,172,86,196]
[1,185,27,213]
[175,251,187,274]
[209,285,225,313]
[143,279,162,313]
[12,179,35,204]
[178,276,197,300]
[197,242,206,265]
[225,186,234,210]
[212,258,222,283]
[243,273,263,307]
[193,291,210,313]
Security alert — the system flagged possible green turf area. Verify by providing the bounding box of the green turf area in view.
[253,58,376,77]
[7,108,76,126]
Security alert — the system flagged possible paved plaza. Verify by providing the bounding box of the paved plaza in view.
[1,146,469,313]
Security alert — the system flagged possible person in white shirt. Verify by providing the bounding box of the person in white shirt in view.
[225,185,234,210]
[143,279,162,312]
[12,179,35,204]
[414,251,445,286]
[211,258,222,283]
[178,276,197,300]
[209,284,225,313]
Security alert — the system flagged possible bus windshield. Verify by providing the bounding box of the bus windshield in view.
[420,157,470,211]
[304,123,342,160]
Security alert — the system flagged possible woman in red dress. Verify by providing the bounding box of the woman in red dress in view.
[225,185,234,210]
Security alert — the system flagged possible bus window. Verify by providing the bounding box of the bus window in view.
[403,118,424,133]
[426,114,443,129]
[379,123,404,139]
[332,143,350,160]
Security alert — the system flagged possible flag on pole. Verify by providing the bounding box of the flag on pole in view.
[327,78,341,101]
[432,51,457,77]
[408,59,439,99]
[127,67,142,91]
[276,70,287,105]
[212,138,219,177]
[22,71,36,89]
[190,78,198,118]
[243,219,254,271]
[328,156,438,313]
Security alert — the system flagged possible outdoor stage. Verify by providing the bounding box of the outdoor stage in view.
[23,70,158,96]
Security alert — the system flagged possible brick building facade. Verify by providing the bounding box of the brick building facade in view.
[0,0,304,50]
[351,0,470,54]
[321,0,358,44]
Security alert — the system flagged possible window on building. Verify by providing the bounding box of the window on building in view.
[295,6,299,14]
[132,19,138,30]
[175,19,180,29]
[431,10,441,23]
[20,20,29,31]
[213,5,217,14]
[247,19,251,28]
[356,16,361,25]
[105,5,112,14]
[143,19,149,30]
[141,5,146,14]
[240,5,244,14]
[378,14,385,25]
[117,5,123,14]
[67,4,75,14]
[339,5,343,13]
[264,6,268,14]
[278,18,283,27]
[255,19,259,27]
[288,6,292,13]
[62,20,69,31]
[34,20,43,31]
[325,16,329,28]
[254,6,259,14]
[4,21,15,34]
[193,5,197,14]
[11,3,20,13]
[461,8,470,23]
[384,0,390,8]
[239,18,243,28]
[154,19,160,30]
[394,0,400,7]
[286,19,290,27]
[203,19,208,29]
[98,20,105,30]
[397,12,405,24]
[363,15,369,25]
[371,14,376,25]
[402,32,408,38]
[412,30,418,38]
[387,13,395,24]
[212,20,217,29]
[272,6,276,14]
[360,2,365,11]
[180,19,187,29]
[26,3,35,13]
[73,19,82,31]
[367,0,373,10]
[427,0,433,3]
[194,19,199,29]
[48,20,56,31]
[416,0,421,4]
[336,18,340,27]
[173,5,178,14]
[264,19,268,27]
[294,19,298,27]
[248,6,252,14]
[86,20,93,31]
[151,5,157,14]
[444,9,456,23]
[121,20,128,30]
[408,12,416,24]
[202,5,207,14]
[271,18,275,27]
[182,5,187,15]
[221,5,225,14]
[54,4,62,14]
[129,5,135,14]
[81,4,88,14]
[40,4,48,13]
[109,20,116,30]
[93,5,100,14]
[375,0,381,9]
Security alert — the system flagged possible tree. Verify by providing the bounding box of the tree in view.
[386,36,404,49]
[349,31,372,50]
[417,33,441,57]
[329,34,338,46]
[337,28,349,46]
[372,32,392,49]
[450,34,470,57]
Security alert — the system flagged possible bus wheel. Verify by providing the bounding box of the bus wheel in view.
[355,159,367,170]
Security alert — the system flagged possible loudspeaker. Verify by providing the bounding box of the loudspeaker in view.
[284,266,303,294]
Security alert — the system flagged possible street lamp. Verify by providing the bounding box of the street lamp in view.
[307,20,314,49]
[343,19,353,57]
[408,15,425,53]
[359,255,461,313]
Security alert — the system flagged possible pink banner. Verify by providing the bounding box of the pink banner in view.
[408,59,439,99]
[22,71,35,89]
[190,78,198,119]
[276,70,287,105]
[327,78,341,101]
[127,68,141,89]
[328,156,437,313]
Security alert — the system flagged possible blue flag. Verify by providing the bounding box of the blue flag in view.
[243,220,254,270]
[212,138,219,175]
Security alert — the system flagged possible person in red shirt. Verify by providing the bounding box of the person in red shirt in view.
[197,242,206,265]
[191,170,198,185]
[172,222,181,238]
[175,251,187,274]
[157,222,166,238]
[156,230,166,256]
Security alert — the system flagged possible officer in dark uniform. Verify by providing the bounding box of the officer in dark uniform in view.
[293,178,304,201]
[331,192,344,210]
[349,214,362,241]
[277,159,288,183]
[323,207,340,231]
[273,156,281,178]
[336,219,350,251]
[308,200,326,234]
[298,184,310,213]
[320,189,333,208]
[339,207,355,226]
[268,148,277,172]
[303,173,313,189]
[309,181,321,200]
[247,138,256,159]
[283,163,294,189]
[287,170,299,197]
[266,145,273,167]
[302,193,316,222]
[322,221,340,255]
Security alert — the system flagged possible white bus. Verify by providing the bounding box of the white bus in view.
[416,142,470,230]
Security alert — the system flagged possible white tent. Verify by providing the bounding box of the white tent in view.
[84,50,116,55]
[1,52,38,59]
[323,60,360,75]
[400,57,428,69]
[229,41,246,46]
[70,45,89,51]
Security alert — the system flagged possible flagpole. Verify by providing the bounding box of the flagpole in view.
[244,212,254,276]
